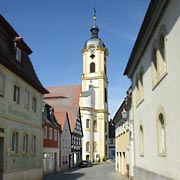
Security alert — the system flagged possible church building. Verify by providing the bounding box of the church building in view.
[79,13,109,162]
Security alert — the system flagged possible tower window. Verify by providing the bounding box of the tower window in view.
[90,62,95,73]
[104,65,107,75]
[90,54,95,59]
[105,88,107,103]
[86,119,90,129]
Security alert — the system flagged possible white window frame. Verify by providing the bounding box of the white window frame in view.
[32,135,36,154]
[32,96,37,112]
[16,47,21,62]
[23,133,29,154]
[13,85,20,104]
[11,131,19,153]
[24,90,30,109]
[49,128,52,140]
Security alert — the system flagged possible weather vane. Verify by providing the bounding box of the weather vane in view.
[93,7,96,24]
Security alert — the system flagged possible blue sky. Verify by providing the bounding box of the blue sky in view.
[0,0,149,117]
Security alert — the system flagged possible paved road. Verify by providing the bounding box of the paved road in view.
[44,162,125,180]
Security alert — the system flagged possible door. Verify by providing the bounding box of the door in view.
[0,137,4,180]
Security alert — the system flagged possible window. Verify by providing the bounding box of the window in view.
[93,142,97,152]
[104,64,107,75]
[44,126,47,139]
[105,88,107,103]
[151,26,167,88]
[32,97,36,112]
[13,85,20,104]
[86,142,90,152]
[23,133,29,153]
[139,124,144,156]
[90,62,95,73]
[105,121,107,133]
[54,129,57,141]
[16,47,21,62]
[157,113,166,156]
[0,73,5,97]
[139,70,144,100]
[32,135,36,153]
[90,54,95,59]
[86,119,90,129]
[136,76,140,103]
[136,68,144,106]
[158,34,166,76]
[49,128,52,140]
[24,90,29,108]
[93,120,97,131]
[11,131,19,153]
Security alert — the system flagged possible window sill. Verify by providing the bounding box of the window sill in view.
[10,152,19,156]
[158,151,166,157]
[152,72,168,90]
[136,98,144,108]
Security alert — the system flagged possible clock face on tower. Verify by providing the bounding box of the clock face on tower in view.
[89,48,95,54]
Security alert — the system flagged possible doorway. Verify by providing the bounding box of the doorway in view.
[0,137,4,180]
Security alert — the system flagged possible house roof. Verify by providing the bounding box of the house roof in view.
[44,84,82,132]
[0,15,48,94]
[54,112,67,131]
[123,0,169,78]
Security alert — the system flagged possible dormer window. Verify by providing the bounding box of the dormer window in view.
[16,47,21,62]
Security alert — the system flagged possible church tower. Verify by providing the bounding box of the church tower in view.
[79,12,109,162]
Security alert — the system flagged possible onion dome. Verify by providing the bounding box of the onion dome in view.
[84,11,105,49]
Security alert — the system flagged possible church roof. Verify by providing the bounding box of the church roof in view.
[84,37,105,49]
[83,18,105,49]
[44,84,82,133]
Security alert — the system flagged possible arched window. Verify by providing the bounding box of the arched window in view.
[139,124,144,156]
[157,113,166,156]
[90,62,95,73]
[151,26,167,87]
[86,142,90,152]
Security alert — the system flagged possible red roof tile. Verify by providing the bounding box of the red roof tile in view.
[44,84,82,132]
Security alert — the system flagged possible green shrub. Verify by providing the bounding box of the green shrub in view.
[102,156,107,161]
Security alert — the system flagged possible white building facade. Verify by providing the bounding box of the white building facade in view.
[124,1,180,179]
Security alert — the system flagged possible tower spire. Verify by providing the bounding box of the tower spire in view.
[93,7,96,24]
